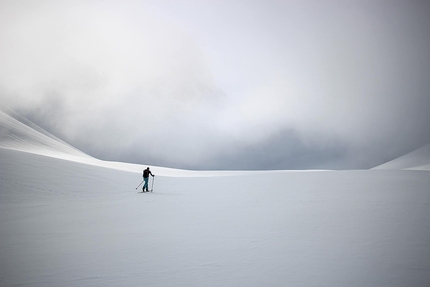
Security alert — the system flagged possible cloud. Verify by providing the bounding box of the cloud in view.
[224,0,430,166]
[0,0,226,165]
[1,0,430,169]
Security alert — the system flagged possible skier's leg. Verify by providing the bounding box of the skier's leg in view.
[143,178,149,191]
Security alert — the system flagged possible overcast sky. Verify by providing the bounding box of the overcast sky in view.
[1,0,430,170]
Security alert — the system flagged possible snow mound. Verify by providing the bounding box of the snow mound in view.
[0,108,258,177]
[0,108,90,159]
[374,143,430,171]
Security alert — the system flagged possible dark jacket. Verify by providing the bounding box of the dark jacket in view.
[143,169,153,178]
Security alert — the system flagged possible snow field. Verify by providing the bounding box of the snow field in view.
[1,147,430,287]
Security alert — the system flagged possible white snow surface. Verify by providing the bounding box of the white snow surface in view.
[1,111,430,287]
[0,109,255,177]
[0,109,89,160]
[374,143,430,171]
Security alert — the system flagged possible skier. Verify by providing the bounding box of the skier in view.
[142,167,155,192]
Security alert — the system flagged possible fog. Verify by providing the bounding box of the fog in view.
[1,0,430,169]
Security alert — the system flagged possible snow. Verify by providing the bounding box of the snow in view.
[0,109,90,160]
[1,110,430,287]
[374,143,430,171]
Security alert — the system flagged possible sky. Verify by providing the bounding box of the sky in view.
[1,0,430,170]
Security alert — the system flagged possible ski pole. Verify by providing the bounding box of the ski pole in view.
[135,180,144,190]
[151,176,155,192]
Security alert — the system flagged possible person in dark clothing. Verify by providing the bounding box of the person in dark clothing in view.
[142,167,154,192]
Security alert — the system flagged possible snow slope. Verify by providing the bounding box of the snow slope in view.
[1,111,430,287]
[374,143,430,171]
[0,108,90,159]
[0,108,257,177]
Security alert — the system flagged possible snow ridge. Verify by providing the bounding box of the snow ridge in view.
[0,108,259,177]
[0,107,90,159]
[374,143,430,171]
